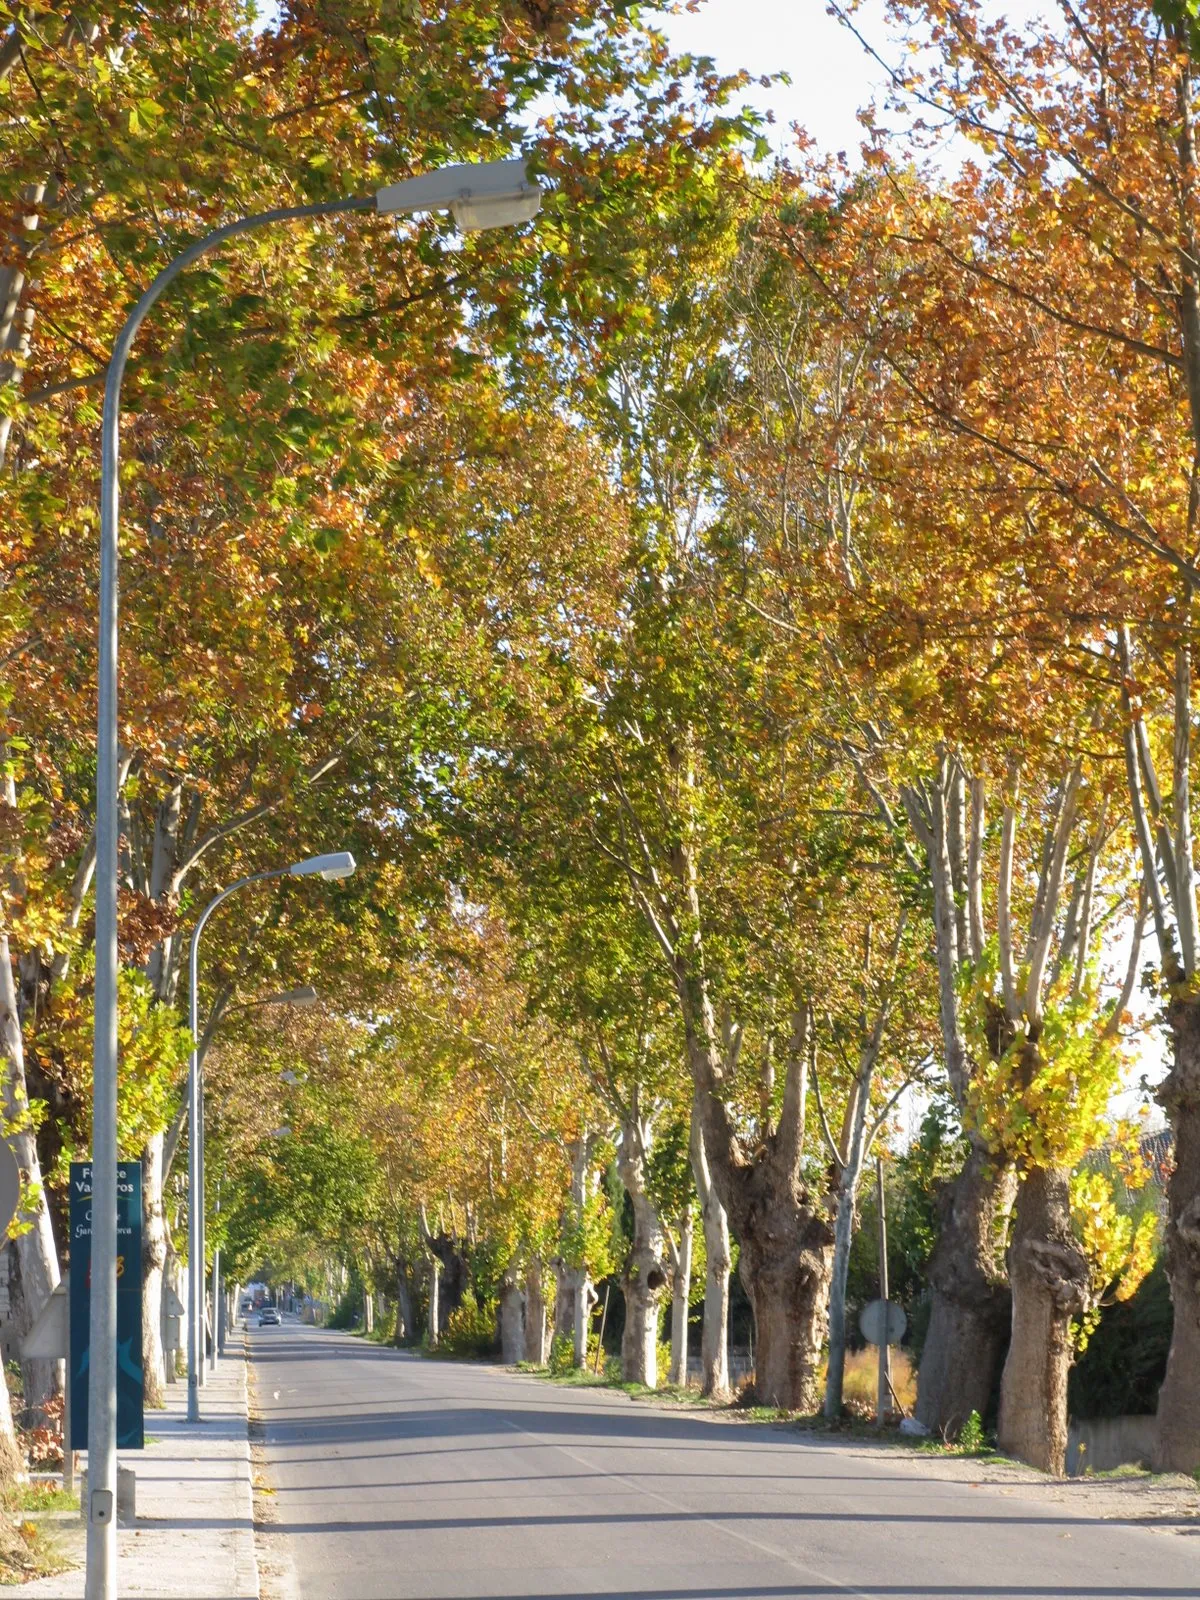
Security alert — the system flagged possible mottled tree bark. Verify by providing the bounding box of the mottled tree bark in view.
[550,1260,574,1344]
[0,1361,21,1487]
[498,1266,524,1364]
[427,1254,440,1348]
[551,1132,600,1367]
[138,782,183,1410]
[667,1208,693,1388]
[394,1267,416,1348]
[691,1108,730,1398]
[916,1142,1014,1434]
[572,1273,595,1369]
[1155,993,1200,1472]
[823,1166,859,1419]
[736,1203,834,1412]
[141,1131,168,1406]
[997,1166,1090,1476]
[617,1118,670,1388]
[687,1010,833,1411]
[523,1257,549,1365]
[0,922,60,1415]
[898,766,1017,1436]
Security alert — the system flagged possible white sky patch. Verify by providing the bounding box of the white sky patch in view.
[652,0,1060,168]
[653,0,890,159]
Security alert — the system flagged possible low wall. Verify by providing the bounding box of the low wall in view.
[1066,1413,1158,1476]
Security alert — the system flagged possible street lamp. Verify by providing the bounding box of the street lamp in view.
[288,851,356,879]
[262,987,319,1008]
[88,156,538,1598]
[187,854,354,1413]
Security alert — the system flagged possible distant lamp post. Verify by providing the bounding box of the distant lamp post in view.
[89,155,539,1600]
[205,986,320,1370]
[186,852,355,1419]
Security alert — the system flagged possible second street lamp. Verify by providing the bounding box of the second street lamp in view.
[88,156,538,1600]
[186,851,355,1421]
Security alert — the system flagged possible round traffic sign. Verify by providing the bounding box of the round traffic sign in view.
[859,1297,907,1347]
[0,1139,20,1236]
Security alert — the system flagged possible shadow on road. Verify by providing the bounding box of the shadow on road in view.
[407,1591,1200,1599]
[255,1505,1199,1533]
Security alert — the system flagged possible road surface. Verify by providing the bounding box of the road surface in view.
[249,1322,1200,1600]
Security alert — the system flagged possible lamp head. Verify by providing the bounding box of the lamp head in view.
[266,986,319,1008]
[289,851,356,881]
[376,157,541,233]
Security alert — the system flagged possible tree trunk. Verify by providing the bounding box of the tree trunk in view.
[997,1166,1089,1475]
[551,1129,600,1368]
[424,1232,469,1321]
[617,1120,670,1389]
[692,1110,731,1398]
[900,770,1015,1436]
[0,1359,21,1488]
[620,1245,664,1387]
[395,1268,415,1347]
[427,1255,440,1348]
[668,1209,692,1387]
[692,1054,833,1411]
[0,927,60,1415]
[739,1215,833,1412]
[138,780,183,1402]
[1155,992,1200,1471]
[141,1131,168,1407]
[551,1260,573,1344]
[823,1048,879,1420]
[498,1267,524,1364]
[823,1173,858,1418]
[523,1258,548,1365]
[572,1272,594,1368]
[169,1241,188,1378]
[363,1285,374,1335]
[916,1141,1014,1434]
[676,948,834,1411]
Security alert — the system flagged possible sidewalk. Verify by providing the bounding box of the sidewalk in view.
[12,1335,259,1599]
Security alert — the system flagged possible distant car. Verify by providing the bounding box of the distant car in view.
[259,1307,281,1326]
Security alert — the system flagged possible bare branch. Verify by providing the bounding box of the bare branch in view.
[1104,884,1149,1040]
[808,1040,843,1169]
[997,757,1021,1021]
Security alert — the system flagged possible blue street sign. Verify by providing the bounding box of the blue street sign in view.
[69,1161,144,1450]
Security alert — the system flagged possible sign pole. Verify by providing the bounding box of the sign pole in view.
[63,1369,73,1496]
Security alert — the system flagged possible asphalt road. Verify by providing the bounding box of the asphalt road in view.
[249,1322,1200,1600]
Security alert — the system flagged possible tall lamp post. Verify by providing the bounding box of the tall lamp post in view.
[187,853,353,1418]
[89,157,541,1600]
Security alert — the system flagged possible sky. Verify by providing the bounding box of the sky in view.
[651,0,891,159]
[252,0,894,159]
